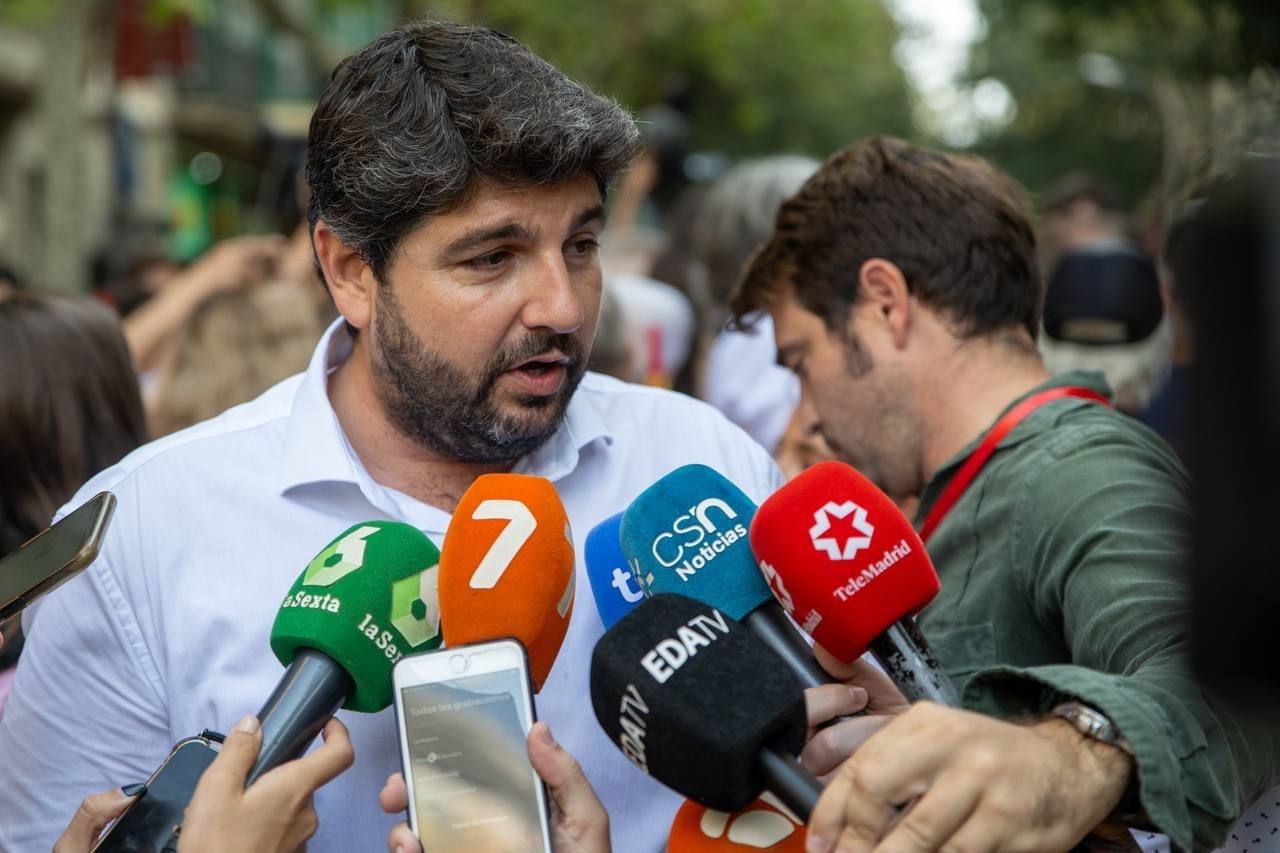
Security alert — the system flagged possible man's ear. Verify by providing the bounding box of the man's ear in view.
[856,258,912,348]
[313,220,376,331]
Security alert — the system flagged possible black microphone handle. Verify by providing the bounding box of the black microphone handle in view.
[867,618,960,706]
[743,602,831,689]
[754,746,823,820]
[246,648,354,785]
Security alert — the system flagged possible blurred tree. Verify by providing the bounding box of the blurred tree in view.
[402,0,916,160]
[966,0,1280,204]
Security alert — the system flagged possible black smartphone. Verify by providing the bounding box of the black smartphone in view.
[92,732,222,853]
[0,491,115,622]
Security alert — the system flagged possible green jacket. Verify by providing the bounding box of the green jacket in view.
[915,370,1277,852]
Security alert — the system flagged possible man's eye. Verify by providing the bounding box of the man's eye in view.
[568,238,599,257]
[468,250,510,269]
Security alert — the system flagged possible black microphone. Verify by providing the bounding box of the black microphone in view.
[590,593,822,819]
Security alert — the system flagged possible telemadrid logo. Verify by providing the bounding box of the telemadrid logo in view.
[809,501,874,561]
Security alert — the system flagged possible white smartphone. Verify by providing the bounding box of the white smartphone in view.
[392,638,553,853]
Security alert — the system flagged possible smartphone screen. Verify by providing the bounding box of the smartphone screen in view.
[0,492,114,620]
[401,667,547,853]
[93,737,219,853]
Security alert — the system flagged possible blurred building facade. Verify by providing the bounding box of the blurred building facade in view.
[0,0,392,293]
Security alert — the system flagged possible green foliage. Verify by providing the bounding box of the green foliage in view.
[411,0,916,159]
[967,0,1280,200]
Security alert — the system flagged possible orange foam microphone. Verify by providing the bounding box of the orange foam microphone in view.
[439,473,575,690]
[668,795,807,851]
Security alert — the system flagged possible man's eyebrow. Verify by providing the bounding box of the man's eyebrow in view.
[570,204,608,233]
[441,222,534,259]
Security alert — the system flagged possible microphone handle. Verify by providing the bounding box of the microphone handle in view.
[247,648,353,785]
[867,619,960,706]
[743,602,831,689]
[754,746,822,820]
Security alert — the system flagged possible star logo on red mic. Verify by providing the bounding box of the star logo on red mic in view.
[809,501,874,561]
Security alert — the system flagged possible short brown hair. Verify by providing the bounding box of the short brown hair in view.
[730,136,1042,340]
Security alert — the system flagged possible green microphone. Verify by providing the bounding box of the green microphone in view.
[248,521,443,783]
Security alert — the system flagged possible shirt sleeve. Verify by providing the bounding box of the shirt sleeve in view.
[960,433,1278,853]
[0,548,172,850]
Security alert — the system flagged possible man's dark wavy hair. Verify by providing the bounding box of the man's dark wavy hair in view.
[306,20,640,285]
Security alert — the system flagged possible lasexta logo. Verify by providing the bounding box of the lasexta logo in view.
[389,564,441,649]
[303,525,379,586]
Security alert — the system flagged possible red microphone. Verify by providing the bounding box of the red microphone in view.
[750,461,959,705]
[439,473,575,691]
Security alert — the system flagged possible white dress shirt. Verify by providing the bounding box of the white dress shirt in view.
[0,320,783,852]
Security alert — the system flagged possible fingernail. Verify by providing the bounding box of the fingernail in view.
[121,783,147,797]
[234,715,260,734]
[806,834,831,853]
[849,686,868,704]
[536,724,555,747]
[395,846,406,853]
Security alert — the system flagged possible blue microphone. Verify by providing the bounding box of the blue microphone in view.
[585,512,646,629]
[619,464,830,689]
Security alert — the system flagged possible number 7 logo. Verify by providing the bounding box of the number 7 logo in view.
[468,500,537,589]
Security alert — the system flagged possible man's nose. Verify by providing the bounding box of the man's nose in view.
[521,253,586,335]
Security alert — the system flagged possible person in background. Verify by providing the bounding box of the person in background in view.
[650,156,818,452]
[731,136,1277,852]
[0,261,25,298]
[0,291,147,710]
[148,280,327,436]
[600,274,696,387]
[1038,239,1171,414]
[1037,172,1137,270]
[121,233,285,377]
[1140,201,1203,460]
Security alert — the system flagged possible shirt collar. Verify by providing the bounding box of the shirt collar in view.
[279,319,614,499]
[914,369,1114,525]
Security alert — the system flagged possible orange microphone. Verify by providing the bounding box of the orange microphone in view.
[668,795,807,851]
[439,473,575,690]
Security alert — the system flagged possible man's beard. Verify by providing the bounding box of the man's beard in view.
[370,286,587,465]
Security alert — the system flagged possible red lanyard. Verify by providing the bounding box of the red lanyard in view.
[917,386,1112,543]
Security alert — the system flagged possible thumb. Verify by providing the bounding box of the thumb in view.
[203,715,263,792]
[53,788,137,853]
[527,722,606,827]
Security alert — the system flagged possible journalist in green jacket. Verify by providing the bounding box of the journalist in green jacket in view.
[730,136,1277,852]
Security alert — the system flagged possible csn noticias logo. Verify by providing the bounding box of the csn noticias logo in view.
[647,497,749,584]
[809,501,874,561]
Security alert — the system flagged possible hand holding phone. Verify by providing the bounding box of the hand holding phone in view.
[383,721,610,853]
[392,640,554,852]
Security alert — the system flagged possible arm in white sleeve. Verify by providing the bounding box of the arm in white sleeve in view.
[0,552,171,851]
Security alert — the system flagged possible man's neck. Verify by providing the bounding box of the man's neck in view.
[328,343,510,512]
[916,334,1051,484]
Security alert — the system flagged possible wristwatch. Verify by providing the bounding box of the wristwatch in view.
[1051,700,1134,756]
[1051,701,1147,826]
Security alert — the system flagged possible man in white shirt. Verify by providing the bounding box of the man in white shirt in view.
[0,21,782,851]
